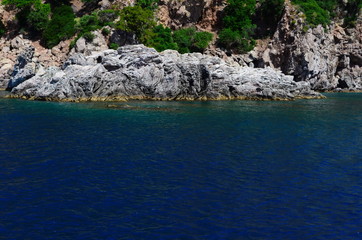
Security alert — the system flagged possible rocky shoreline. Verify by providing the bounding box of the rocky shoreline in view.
[4,44,324,102]
[0,0,361,97]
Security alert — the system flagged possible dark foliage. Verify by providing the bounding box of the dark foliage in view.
[0,21,6,37]
[218,0,256,53]
[343,0,362,28]
[117,5,156,43]
[136,0,159,10]
[83,31,95,42]
[147,25,178,52]
[97,9,119,26]
[42,5,75,48]
[255,0,284,37]
[173,27,213,53]
[27,2,51,32]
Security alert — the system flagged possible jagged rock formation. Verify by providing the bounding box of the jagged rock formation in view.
[157,0,226,31]
[1,0,361,93]
[8,45,322,101]
[6,46,38,90]
[244,1,362,91]
[0,35,72,88]
[70,30,109,56]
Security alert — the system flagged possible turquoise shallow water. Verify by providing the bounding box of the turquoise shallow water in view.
[0,93,361,239]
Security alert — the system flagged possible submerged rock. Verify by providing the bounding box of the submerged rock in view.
[9,45,323,101]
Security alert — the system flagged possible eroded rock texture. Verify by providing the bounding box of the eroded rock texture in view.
[245,2,362,91]
[9,45,322,101]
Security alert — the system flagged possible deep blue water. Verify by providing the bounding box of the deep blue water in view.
[0,93,361,240]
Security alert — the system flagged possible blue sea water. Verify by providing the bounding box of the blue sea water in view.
[0,93,361,240]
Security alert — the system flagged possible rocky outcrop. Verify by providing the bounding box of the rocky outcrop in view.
[6,46,38,90]
[157,0,226,31]
[0,35,72,88]
[70,30,109,56]
[8,45,322,101]
[1,0,360,94]
[243,1,362,91]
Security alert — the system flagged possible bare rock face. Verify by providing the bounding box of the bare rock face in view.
[0,34,72,88]
[9,45,323,101]
[157,0,226,31]
[6,46,38,90]
[109,29,138,47]
[71,30,109,56]
[245,1,362,91]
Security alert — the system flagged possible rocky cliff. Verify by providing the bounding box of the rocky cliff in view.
[8,45,322,101]
[156,0,361,91]
[244,1,362,91]
[157,0,225,31]
[0,0,361,96]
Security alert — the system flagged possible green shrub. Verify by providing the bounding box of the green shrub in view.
[292,0,331,27]
[82,32,95,42]
[219,0,256,52]
[344,0,362,28]
[2,0,38,8]
[218,28,255,53]
[173,27,213,53]
[109,43,119,50]
[47,0,71,7]
[193,31,213,52]
[147,24,178,52]
[172,27,193,53]
[136,0,159,10]
[101,27,111,36]
[76,13,100,33]
[42,5,75,48]
[97,9,119,26]
[69,38,77,49]
[117,6,156,43]
[15,6,31,27]
[0,21,6,37]
[315,0,338,14]
[27,2,51,32]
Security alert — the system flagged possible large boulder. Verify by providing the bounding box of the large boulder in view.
[6,46,39,90]
[71,30,109,56]
[10,45,323,101]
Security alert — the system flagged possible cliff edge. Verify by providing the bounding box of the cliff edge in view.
[8,45,322,101]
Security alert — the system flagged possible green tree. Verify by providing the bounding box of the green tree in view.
[218,28,255,52]
[97,9,119,26]
[192,31,213,52]
[218,0,256,53]
[292,0,331,27]
[136,0,159,10]
[1,0,37,8]
[75,13,100,33]
[147,25,178,52]
[117,5,156,43]
[27,2,51,32]
[42,5,75,48]
[173,27,213,53]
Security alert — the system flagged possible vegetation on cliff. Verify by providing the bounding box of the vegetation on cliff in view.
[0,0,360,53]
[291,0,362,28]
[0,20,5,37]
[218,0,257,53]
[116,4,213,53]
